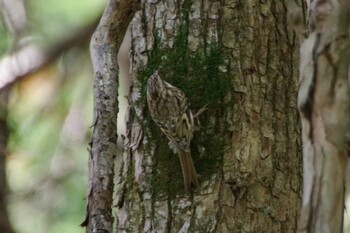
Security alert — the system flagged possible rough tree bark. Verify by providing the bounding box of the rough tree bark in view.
[297,0,350,232]
[82,0,139,233]
[115,1,302,232]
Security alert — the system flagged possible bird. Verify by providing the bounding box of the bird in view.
[146,70,204,193]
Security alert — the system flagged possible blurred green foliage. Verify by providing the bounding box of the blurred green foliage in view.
[2,0,107,233]
[28,0,105,43]
[0,21,10,54]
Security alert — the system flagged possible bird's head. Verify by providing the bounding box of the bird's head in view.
[147,70,164,97]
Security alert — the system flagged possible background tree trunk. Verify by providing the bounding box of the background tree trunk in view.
[115,0,302,232]
[297,0,350,232]
[0,90,14,233]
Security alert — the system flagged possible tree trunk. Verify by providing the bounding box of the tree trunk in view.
[297,0,350,232]
[0,90,14,233]
[82,1,139,232]
[115,1,302,232]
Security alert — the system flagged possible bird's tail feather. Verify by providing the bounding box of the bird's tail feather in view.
[178,150,199,193]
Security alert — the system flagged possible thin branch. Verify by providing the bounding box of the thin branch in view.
[0,18,99,91]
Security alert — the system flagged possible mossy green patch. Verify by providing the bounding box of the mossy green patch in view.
[136,1,232,198]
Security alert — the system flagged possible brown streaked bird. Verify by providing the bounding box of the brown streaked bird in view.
[147,70,202,193]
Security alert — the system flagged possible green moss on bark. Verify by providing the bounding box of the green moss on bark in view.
[136,1,231,197]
